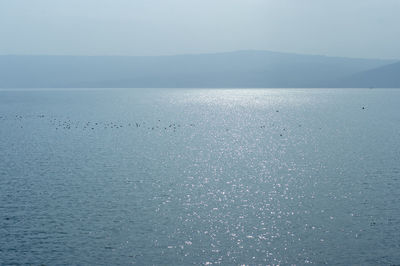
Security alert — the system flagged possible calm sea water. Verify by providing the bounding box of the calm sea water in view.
[0,88,399,265]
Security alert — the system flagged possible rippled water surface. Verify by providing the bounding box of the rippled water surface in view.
[1,88,400,265]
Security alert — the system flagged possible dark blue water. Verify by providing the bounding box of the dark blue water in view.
[1,88,399,265]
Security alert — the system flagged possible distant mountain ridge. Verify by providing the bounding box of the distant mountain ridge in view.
[0,50,398,88]
[335,61,400,88]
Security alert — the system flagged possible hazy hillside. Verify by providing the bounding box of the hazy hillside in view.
[0,51,395,88]
[337,62,400,88]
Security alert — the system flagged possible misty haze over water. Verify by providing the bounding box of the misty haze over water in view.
[1,51,399,89]
[2,0,400,265]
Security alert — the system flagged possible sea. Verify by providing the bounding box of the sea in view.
[0,88,399,265]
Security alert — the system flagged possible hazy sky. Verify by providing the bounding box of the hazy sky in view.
[1,0,399,59]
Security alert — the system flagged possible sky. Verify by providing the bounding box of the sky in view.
[0,0,399,59]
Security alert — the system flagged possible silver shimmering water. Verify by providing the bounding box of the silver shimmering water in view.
[1,89,399,265]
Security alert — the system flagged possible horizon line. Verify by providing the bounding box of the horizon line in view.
[0,49,397,61]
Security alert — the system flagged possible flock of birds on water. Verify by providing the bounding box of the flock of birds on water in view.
[1,114,194,133]
[0,107,367,137]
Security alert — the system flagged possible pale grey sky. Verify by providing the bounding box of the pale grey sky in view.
[0,0,399,59]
